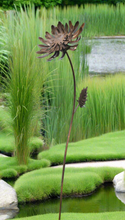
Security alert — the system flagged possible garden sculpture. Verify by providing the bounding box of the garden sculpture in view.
[37,20,88,220]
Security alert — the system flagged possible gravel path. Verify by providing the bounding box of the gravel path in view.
[53,160,125,169]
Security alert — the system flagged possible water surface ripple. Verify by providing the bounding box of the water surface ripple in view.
[87,39,125,74]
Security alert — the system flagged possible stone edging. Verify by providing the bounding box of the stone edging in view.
[94,36,125,39]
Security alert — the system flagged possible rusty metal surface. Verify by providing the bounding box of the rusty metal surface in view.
[37,20,86,220]
[78,87,88,108]
[37,21,84,61]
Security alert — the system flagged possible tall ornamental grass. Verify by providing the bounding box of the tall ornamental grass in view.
[1,5,125,148]
[42,4,125,37]
[44,74,125,143]
[3,7,49,164]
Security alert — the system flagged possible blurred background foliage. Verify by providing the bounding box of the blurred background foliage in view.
[0,0,125,9]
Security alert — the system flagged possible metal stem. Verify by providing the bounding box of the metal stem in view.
[58,51,76,220]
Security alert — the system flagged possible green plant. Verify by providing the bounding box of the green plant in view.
[0,168,18,178]
[38,130,125,164]
[0,157,51,178]
[2,6,48,165]
[29,137,44,154]
[9,212,125,220]
[14,166,123,202]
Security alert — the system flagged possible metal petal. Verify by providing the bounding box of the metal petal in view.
[57,22,62,33]
[36,50,47,54]
[69,20,73,32]
[45,32,52,39]
[47,51,60,61]
[72,21,79,33]
[72,23,85,39]
[65,23,68,33]
[69,45,78,51]
[37,53,50,59]
[38,44,50,48]
[57,22,65,33]
[59,51,66,60]
[39,37,51,46]
[48,45,56,54]
[68,37,81,44]
[51,25,60,35]
[61,23,65,33]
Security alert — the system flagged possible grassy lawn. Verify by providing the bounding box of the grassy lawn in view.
[14,166,123,203]
[38,130,125,165]
[11,212,125,220]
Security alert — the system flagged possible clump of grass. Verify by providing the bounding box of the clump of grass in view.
[44,74,125,144]
[2,6,48,164]
[0,168,18,178]
[38,130,125,165]
[0,133,14,154]
[29,137,44,154]
[0,157,51,178]
[14,166,123,203]
[27,159,51,171]
[0,107,12,133]
[0,132,44,155]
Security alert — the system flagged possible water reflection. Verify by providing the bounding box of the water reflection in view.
[87,39,125,74]
[15,184,125,218]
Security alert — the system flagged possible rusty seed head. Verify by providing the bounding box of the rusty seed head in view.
[37,21,85,61]
[78,87,88,108]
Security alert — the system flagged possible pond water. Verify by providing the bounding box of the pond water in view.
[87,38,125,75]
[14,184,125,219]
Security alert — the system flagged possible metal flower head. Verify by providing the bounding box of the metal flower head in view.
[37,21,84,61]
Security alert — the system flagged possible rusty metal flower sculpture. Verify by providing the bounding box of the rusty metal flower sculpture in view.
[37,20,88,220]
[37,21,84,61]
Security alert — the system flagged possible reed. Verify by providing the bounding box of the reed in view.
[44,74,125,143]
[39,4,125,37]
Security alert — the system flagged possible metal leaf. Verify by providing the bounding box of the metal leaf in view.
[78,87,88,108]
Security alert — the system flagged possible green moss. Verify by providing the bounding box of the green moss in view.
[27,159,51,171]
[0,132,44,155]
[0,107,12,133]
[0,157,51,178]
[0,133,14,153]
[29,137,44,154]
[0,168,18,178]
[38,130,125,165]
[14,167,123,203]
